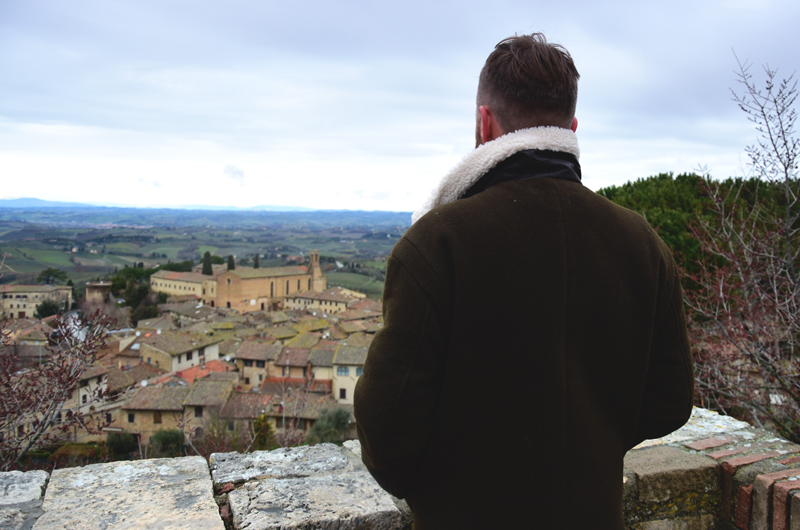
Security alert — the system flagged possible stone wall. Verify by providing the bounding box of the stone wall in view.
[4,408,800,529]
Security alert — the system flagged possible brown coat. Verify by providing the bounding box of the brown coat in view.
[354,139,693,529]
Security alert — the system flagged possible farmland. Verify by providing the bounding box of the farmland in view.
[0,207,410,299]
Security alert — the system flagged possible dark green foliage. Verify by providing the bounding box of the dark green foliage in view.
[253,254,260,269]
[210,255,225,264]
[34,299,61,319]
[158,260,193,272]
[251,415,275,450]
[107,432,138,457]
[66,279,73,287]
[227,255,235,270]
[37,267,67,285]
[307,407,351,444]
[150,429,184,457]
[202,251,213,275]
[130,304,158,326]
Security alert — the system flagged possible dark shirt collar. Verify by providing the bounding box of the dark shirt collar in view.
[460,149,582,200]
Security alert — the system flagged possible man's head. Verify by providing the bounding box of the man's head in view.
[476,33,579,143]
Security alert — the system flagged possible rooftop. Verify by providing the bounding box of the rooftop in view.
[124,385,191,411]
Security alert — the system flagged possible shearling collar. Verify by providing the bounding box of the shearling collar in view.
[412,126,580,224]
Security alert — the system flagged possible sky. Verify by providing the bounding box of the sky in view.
[1,0,798,212]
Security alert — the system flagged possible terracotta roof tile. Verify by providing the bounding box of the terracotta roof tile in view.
[333,345,368,366]
[220,393,272,419]
[236,341,281,361]
[125,386,190,411]
[183,379,233,407]
[275,347,311,367]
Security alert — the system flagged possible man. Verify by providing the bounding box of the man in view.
[354,34,693,529]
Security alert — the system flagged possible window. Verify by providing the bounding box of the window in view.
[195,406,203,418]
[56,412,62,424]
[244,360,253,367]
[154,411,162,424]
[339,388,347,399]
[228,421,235,431]
[259,374,263,381]
[302,367,307,378]
[256,360,265,368]
[297,279,301,291]
[187,351,193,360]
[128,413,135,423]
[356,367,363,377]
[270,283,274,297]
[337,366,349,376]
[244,377,250,385]
[80,379,89,388]
[282,366,287,376]
[227,278,231,285]
[286,280,290,293]
[308,279,312,290]
[105,413,112,424]
[227,302,231,308]
[82,394,87,404]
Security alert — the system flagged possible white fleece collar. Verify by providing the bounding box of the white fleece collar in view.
[411,126,580,224]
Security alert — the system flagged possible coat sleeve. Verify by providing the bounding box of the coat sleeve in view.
[353,237,449,499]
[633,247,695,444]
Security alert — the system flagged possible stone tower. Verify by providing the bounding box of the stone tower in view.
[309,249,327,291]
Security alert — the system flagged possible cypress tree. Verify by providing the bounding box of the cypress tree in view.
[202,251,213,275]
[254,255,260,269]
[227,255,235,271]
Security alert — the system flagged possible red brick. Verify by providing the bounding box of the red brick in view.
[778,455,800,466]
[709,442,797,461]
[685,435,739,451]
[220,482,235,493]
[753,469,800,530]
[722,453,782,520]
[735,485,754,530]
[773,479,800,530]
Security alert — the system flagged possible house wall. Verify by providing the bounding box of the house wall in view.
[0,286,71,319]
[122,409,184,444]
[149,277,203,297]
[140,342,220,372]
[332,364,362,405]
[312,366,333,380]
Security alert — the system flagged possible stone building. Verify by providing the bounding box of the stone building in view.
[284,286,365,314]
[214,250,326,313]
[0,285,72,319]
[138,330,223,372]
[149,270,217,301]
[85,281,112,304]
[122,385,191,444]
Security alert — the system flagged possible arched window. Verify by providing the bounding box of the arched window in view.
[286,280,290,294]
[270,283,274,297]
[226,302,231,308]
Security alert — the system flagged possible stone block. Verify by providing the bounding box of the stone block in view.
[624,446,720,503]
[0,470,48,530]
[32,456,223,530]
[630,514,717,529]
[210,443,356,485]
[228,471,403,530]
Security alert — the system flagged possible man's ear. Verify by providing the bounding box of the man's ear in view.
[479,106,504,144]
[571,117,578,132]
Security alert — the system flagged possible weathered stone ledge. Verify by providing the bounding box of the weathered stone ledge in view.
[4,408,800,529]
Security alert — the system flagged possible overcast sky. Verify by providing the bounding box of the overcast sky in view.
[1,0,798,212]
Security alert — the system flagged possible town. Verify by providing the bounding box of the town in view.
[1,245,387,464]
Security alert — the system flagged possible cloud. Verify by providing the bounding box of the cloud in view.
[152,181,161,188]
[224,164,245,186]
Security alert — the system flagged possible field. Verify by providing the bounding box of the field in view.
[0,209,409,300]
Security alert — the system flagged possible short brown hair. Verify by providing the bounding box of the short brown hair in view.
[478,33,579,131]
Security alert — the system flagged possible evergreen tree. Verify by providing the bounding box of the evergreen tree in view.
[202,251,213,275]
[254,255,260,269]
[227,255,235,270]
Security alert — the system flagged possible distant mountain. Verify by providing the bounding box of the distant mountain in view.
[0,198,101,209]
[0,198,314,212]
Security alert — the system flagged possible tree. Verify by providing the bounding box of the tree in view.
[37,268,67,285]
[307,407,351,444]
[685,56,800,440]
[0,310,113,470]
[210,255,225,265]
[34,299,62,319]
[253,254,260,269]
[227,255,235,271]
[150,429,185,457]
[202,251,213,275]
